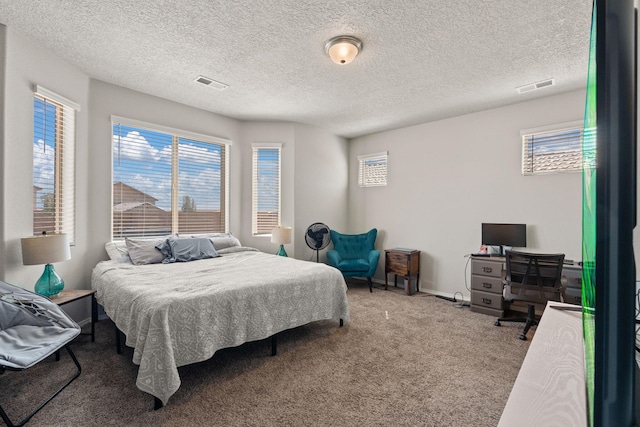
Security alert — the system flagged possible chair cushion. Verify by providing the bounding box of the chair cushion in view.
[330,229,377,260]
[337,259,371,273]
[0,281,80,370]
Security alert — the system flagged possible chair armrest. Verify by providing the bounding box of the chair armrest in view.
[326,250,342,268]
[366,250,381,277]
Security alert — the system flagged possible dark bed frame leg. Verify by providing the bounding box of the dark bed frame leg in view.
[115,326,122,355]
[154,397,163,410]
[271,335,277,356]
[340,318,344,327]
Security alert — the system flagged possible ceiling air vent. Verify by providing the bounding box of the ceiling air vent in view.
[516,78,555,94]
[194,75,228,91]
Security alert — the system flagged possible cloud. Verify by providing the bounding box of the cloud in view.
[33,139,55,192]
[113,131,164,162]
[178,142,222,165]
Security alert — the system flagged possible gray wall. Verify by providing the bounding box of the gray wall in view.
[349,90,586,298]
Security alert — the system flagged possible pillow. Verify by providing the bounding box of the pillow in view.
[189,233,242,251]
[156,237,218,263]
[125,237,168,265]
[105,241,128,260]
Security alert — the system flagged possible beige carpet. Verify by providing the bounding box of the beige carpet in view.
[0,281,531,427]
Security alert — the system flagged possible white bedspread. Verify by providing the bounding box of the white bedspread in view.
[91,247,350,405]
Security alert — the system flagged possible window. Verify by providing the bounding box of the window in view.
[252,144,281,236]
[112,117,230,239]
[358,151,388,187]
[33,86,79,243]
[521,121,595,175]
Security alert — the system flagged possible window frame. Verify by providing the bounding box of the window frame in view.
[252,143,282,237]
[521,120,590,176]
[32,85,79,244]
[111,116,231,239]
[358,151,388,187]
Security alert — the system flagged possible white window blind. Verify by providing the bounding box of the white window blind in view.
[358,151,388,187]
[112,118,229,239]
[33,86,79,244]
[521,121,595,175]
[252,144,281,236]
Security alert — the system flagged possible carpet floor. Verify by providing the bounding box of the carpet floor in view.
[0,281,531,427]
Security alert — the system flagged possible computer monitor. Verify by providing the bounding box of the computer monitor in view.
[481,223,526,256]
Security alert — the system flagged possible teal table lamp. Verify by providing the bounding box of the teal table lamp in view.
[271,226,292,257]
[21,233,71,297]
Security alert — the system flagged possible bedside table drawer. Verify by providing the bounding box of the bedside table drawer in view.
[471,260,502,277]
[471,275,503,294]
[471,290,504,310]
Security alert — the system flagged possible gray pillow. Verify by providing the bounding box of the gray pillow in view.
[156,237,218,263]
[186,233,241,251]
[125,237,167,265]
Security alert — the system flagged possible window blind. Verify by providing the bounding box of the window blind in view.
[112,119,228,239]
[521,121,595,175]
[358,152,388,187]
[33,87,78,244]
[252,144,281,236]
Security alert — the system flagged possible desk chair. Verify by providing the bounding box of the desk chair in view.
[494,251,565,340]
[0,281,81,427]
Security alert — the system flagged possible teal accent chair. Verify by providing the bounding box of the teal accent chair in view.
[326,229,380,292]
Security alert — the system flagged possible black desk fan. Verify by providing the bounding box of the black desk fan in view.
[305,222,331,262]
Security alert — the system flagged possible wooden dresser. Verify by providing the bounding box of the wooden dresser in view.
[384,249,420,295]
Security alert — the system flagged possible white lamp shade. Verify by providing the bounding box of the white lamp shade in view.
[271,226,292,245]
[21,233,71,265]
[328,42,359,64]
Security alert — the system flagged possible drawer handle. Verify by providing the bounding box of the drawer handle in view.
[482,282,492,289]
[482,298,492,305]
[482,267,492,273]
[573,278,582,284]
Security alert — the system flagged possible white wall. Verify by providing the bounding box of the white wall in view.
[1,26,91,288]
[87,79,242,275]
[293,124,349,262]
[237,122,349,259]
[349,90,586,298]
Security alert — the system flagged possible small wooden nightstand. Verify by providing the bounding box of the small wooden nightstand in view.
[53,289,97,342]
[384,249,421,295]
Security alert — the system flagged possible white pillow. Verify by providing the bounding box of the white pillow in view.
[125,236,170,265]
[105,241,128,260]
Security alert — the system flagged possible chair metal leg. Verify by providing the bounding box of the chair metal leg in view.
[0,345,81,427]
[367,277,373,292]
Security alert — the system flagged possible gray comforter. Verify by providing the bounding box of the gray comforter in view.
[91,247,350,405]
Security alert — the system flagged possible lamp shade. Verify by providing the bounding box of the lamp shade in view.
[325,36,362,65]
[271,226,292,245]
[21,233,71,265]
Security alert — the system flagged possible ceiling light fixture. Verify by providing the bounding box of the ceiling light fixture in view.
[324,35,362,65]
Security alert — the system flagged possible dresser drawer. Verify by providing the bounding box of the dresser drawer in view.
[471,260,502,278]
[470,304,504,317]
[471,290,504,310]
[471,275,503,294]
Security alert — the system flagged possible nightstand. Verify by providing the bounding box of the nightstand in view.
[53,289,97,342]
[384,248,420,295]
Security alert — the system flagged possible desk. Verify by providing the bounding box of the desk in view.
[469,256,582,316]
[498,302,587,426]
[53,289,97,342]
[384,249,420,295]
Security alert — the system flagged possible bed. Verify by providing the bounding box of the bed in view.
[91,242,350,407]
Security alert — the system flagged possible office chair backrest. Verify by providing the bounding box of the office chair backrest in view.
[504,250,565,303]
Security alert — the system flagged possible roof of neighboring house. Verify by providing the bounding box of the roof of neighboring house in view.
[113,201,166,213]
[113,181,158,204]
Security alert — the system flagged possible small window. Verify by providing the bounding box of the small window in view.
[521,121,595,175]
[252,144,281,236]
[111,117,230,239]
[33,86,79,244]
[358,151,388,187]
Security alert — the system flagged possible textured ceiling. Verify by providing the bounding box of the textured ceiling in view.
[0,0,593,138]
